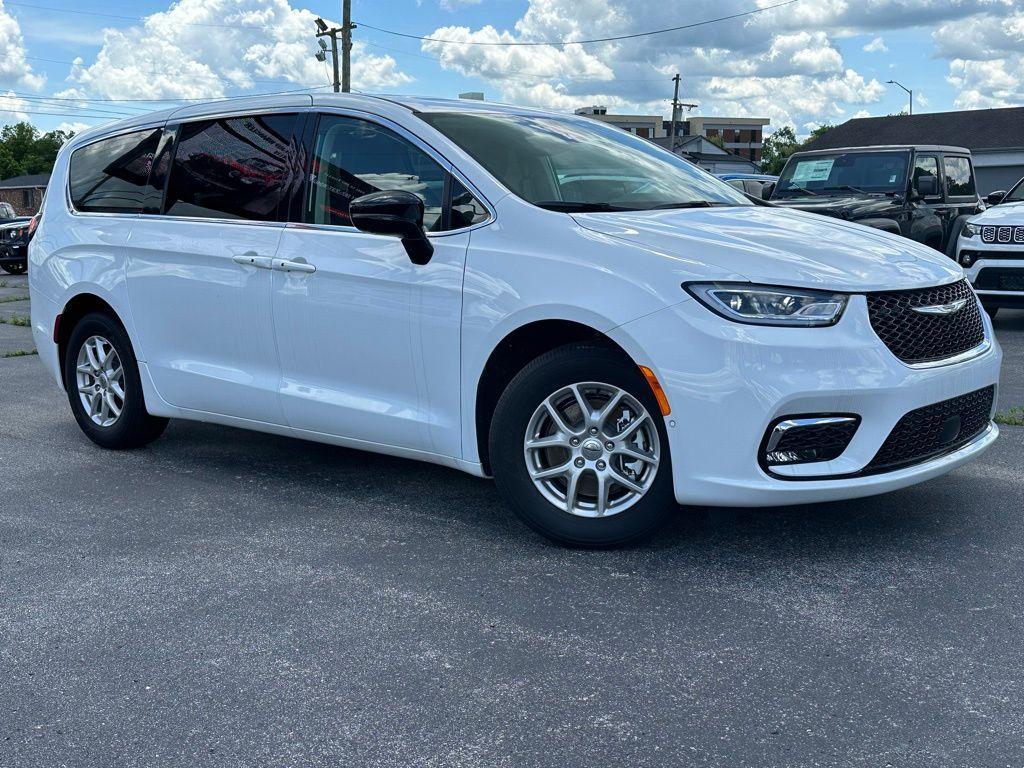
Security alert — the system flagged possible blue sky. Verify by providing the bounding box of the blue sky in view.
[1,0,1021,137]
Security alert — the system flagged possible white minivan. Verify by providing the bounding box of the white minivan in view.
[30,94,1002,546]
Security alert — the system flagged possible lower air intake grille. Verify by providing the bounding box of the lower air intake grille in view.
[866,280,986,365]
[865,386,995,473]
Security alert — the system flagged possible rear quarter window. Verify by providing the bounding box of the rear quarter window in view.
[944,156,976,197]
[69,129,163,213]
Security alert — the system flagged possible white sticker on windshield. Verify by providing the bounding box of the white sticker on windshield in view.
[791,159,834,183]
[889,174,897,183]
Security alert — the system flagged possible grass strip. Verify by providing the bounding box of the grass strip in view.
[1,348,37,358]
[0,314,30,326]
[995,407,1024,427]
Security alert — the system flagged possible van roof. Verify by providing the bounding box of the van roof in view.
[790,145,972,156]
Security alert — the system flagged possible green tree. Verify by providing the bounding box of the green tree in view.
[759,123,835,175]
[705,134,726,150]
[0,122,74,180]
[760,126,799,175]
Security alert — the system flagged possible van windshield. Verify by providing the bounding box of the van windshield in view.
[774,151,911,198]
[417,111,751,212]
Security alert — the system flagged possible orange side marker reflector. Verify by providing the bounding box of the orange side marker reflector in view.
[638,365,671,416]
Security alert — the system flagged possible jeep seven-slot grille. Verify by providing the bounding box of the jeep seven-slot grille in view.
[981,225,1024,244]
[865,386,995,473]
[866,280,985,364]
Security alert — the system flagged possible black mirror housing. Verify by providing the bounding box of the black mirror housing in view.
[350,190,434,265]
[761,181,776,200]
[915,174,939,198]
[986,190,1007,206]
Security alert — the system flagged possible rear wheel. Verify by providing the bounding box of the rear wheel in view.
[64,312,169,449]
[490,344,676,547]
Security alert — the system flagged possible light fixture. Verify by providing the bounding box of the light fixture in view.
[314,17,328,33]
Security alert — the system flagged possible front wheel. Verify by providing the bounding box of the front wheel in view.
[64,312,169,449]
[490,344,676,547]
[1,261,26,275]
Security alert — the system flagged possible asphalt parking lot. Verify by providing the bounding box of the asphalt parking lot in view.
[3,270,1024,766]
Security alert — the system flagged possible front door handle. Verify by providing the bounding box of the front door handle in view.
[273,258,316,273]
[232,253,272,269]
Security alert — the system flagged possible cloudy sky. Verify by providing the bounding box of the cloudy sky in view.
[0,0,1021,137]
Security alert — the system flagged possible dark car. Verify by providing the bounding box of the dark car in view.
[716,172,779,198]
[767,145,984,257]
[0,215,37,275]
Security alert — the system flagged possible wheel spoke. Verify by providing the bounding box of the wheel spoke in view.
[77,384,94,395]
[85,341,102,372]
[543,398,578,437]
[529,460,572,481]
[564,469,582,513]
[616,444,659,467]
[110,380,125,400]
[525,434,569,451]
[610,467,645,495]
[105,392,122,417]
[89,392,102,417]
[594,472,609,516]
[595,389,626,432]
[568,384,593,426]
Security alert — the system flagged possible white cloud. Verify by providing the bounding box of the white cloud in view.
[0,90,29,123]
[440,0,482,9]
[937,8,1024,108]
[62,0,412,101]
[863,37,889,53]
[0,1,44,92]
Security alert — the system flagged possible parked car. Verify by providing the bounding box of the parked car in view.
[716,172,778,197]
[0,215,36,275]
[955,175,1024,317]
[30,95,1001,547]
[768,145,983,257]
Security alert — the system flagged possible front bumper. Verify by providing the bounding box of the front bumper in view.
[612,293,1002,507]
[957,238,1024,307]
[0,242,27,265]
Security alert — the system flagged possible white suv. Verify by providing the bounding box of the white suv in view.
[29,94,1002,546]
[956,177,1024,317]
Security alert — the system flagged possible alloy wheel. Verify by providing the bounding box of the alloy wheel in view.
[75,335,125,427]
[523,382,660,518]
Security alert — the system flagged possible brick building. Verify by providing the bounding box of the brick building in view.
[0,173,49,216]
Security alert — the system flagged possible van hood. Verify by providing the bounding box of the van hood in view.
[971,200,1024,224]
[572,205,962,293]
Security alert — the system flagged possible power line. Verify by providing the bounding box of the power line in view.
[3,0,276,30]
[356,0,801,46]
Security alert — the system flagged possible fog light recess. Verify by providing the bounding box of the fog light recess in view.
[761,415,860,468]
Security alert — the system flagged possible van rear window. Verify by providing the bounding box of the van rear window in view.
[69,129,163,214]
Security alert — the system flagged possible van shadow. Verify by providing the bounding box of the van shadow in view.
[152,419,980,566]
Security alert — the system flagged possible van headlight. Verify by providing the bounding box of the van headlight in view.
[685,283,848,327]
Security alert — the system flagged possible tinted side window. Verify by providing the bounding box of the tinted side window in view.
[944,156,975,197]
[307,116,446,230]
[450,178,489,228]
[165,114,302,221]
[69,129,163,213]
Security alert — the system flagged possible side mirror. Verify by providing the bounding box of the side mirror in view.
[761,181,776,200]
[349,190,434,265]
[986,190,1007,206]
[915,174,939,198]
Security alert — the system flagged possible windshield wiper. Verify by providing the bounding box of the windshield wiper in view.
[647,201,735,210]
[779,186,819,197]
[534,201,639,212]
[822,185,870,194]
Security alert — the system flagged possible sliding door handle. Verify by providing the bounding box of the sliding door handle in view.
[232,253,272,269]
[273,258,316,273]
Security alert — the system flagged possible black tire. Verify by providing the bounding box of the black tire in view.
[983,304,999,319]
[63,311,169,449]
[945,215,970,259]
[1,262,26,275]
[489,344,676,548]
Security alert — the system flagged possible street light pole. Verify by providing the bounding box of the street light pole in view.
[886,80,913,116]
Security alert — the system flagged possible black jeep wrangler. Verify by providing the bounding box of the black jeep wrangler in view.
[767,146,986,256]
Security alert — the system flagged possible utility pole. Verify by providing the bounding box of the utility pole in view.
[669,73,681,149]
[342,0,354,94]
[315,18,342,92]
[667,73,698,151]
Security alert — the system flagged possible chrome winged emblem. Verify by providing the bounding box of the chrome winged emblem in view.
[911,298,968,316]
